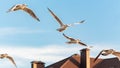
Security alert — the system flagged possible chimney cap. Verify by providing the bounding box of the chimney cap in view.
[80,48,90,51]
[31,61,45,64]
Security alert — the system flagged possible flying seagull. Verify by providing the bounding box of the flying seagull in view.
[7,4,40,22]
[0,53,17,68]
[48,8,85,32]
[63,33,87,46]
[94,49,120,62]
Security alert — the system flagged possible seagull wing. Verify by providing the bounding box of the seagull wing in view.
[6,56,17,68]
[7,5,17,12]
[67,20,85,26]
[63,33,75,41]
[78,41,87,46]
[23,7,40,21]
[102,49,114,56]
[73,20,85,24]
[94,50,104,62]
[48,8,64,26]
[112,52,120,60]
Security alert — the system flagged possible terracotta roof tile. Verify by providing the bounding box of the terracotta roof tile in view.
[46,54,120,68]
[94,57,120,68]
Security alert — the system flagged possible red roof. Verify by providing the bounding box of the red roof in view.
[46,54,120,68]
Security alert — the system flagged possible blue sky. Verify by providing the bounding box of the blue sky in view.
[0,0,120,68]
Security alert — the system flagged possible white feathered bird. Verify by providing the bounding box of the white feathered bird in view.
[0,53,17,68]
[48,8,84,32]
[7,4,40,22]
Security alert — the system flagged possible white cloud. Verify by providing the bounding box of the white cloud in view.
[0,44,81,60]
[0,44,118,68]
[0,44,82,68]
[0,27,45,36]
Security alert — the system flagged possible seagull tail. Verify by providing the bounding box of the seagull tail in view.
[73,20,85,25]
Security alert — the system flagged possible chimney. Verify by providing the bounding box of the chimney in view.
[31,61,45,68]
[80,48,90,68]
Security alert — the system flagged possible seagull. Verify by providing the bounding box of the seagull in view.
[7,4,40,22]
[0,53,17,68]
[94,49,120,62]
[48,8,85,32]
[63,33,87,46]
